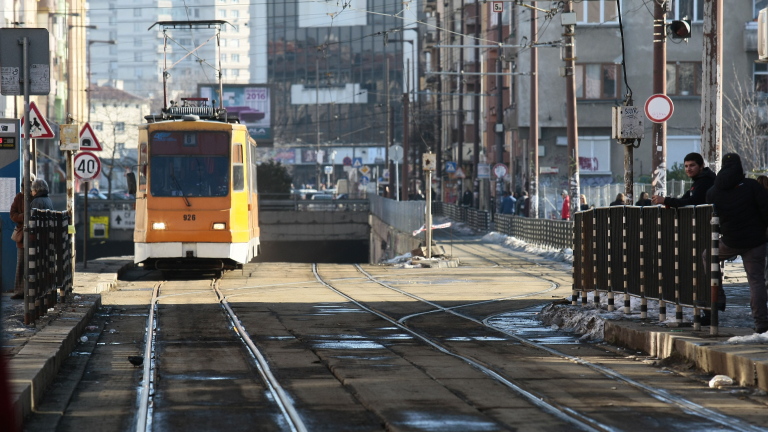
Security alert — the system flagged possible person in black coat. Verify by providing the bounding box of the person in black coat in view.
[652,152,716,207]
[635,192,652,206]
[462,189,473,206]
[705,153,768,333]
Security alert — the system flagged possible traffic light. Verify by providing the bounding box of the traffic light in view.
[669,18,692,40]
[759,8,768,62]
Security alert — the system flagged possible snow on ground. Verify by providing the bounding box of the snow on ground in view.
[539,290,759,342]
[726,332,768,344]
[482,231,574,264]
[433,216,475,236]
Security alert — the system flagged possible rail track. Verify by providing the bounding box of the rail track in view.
[134,275,307,432]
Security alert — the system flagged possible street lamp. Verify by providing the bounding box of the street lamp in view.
[67,24,98,118]
[87,40,116,122]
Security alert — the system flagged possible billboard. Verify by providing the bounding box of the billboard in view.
[199,84,273,146]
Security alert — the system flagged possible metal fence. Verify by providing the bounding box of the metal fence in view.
[573,205,717,331]
[258,193,369,212]
[369,194,426,234]
[25,208,73,324]
[494,214,573,250]
[433,202,490,232]
[580,181,692,208]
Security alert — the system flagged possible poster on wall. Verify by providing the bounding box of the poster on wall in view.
[199,84,273,145]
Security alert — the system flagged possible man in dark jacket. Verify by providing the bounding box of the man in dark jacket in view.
[652,152,716,207]
[706,153,768,333]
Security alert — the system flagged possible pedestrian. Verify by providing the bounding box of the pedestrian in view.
[635,191,652,206]
[560,190,570,220]
[31,179,54,210]
[705,153,768,333]
[580,194,590,211]
[652,152,716,206]
[462,189,473,206]
[516,191,528,217]
[500,191,516,214]
[9,175,36,299]
[610,193,625,206]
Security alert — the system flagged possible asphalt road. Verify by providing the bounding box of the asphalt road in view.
[24,237,768,432]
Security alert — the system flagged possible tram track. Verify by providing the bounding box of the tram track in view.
[134,274,307,432]
[369,240,766,432]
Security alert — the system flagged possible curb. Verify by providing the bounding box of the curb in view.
[9,294,102,429]
[604,320,768,391]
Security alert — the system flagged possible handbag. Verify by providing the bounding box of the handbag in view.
[11,226,22,242]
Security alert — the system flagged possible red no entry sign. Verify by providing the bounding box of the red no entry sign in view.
[644,94,674,123]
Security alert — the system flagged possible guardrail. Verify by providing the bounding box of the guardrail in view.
[369,194,426,234]
[494,214,573,250]
[25,209,73,324]
[433,202,490,232]
[573,205,718,331]
[258,193,369,212]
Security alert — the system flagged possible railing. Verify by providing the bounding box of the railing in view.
[25,209,73,324]
[258,193,369,212]
[433,202,490,232]
[573,205,716,331]
[369,194,426,234]
[494,214,573,250]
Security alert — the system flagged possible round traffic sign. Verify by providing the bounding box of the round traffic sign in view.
[493,163,508,179]
[644,94,674,123]
[389,145,403,163]
[360,175,370,185]
[74,151,101,181]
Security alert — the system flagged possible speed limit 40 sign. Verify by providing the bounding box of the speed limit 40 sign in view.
[74,151,101,181]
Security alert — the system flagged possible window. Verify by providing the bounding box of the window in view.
[134,8,141,17]
[221,53,228,62]
[574,0,619,24]
[150,132,230,197]
[136,68,143,77]
[109,61,118,71]
[232,54,240,62]
[232,69,240,77]
[134,38,141,47]
[218,9,226,18]
[666,62,701,96]
[575,64,621,100]
[221,39,228,47]
[139,142,147,192]
[233,144,245,191]
[231,10,239,18]
[134,23,141,32]
[179,38,192,45]
[94,122,103,131]
[109,16,117,25]
[668,0,705,22]
[757,0,768,19]
[109,45,118,55]
[231,39,239,48]
[116,122,125,132]
[194,8,200,18]
[755,63,768,97]
[134,52,142,62]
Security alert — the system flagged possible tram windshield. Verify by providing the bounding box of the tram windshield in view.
[150,131,230,197]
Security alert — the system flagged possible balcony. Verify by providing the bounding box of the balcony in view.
[745,21,757,52]
[423,0,436,13]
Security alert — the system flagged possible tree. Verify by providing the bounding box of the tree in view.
[723,71,768,173]
[667,162,688,181]
[257,160,292,195]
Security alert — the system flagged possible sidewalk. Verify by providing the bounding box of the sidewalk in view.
[465,230,768,392]
[2,256,133,430]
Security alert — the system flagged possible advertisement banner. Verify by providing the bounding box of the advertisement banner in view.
[199,84,273,145]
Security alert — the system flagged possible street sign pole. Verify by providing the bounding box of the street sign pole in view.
[22,36,31,324]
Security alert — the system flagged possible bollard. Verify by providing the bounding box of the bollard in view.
[640,210,647,319]
[692,211,700,331]
[710,210,720,335]
[607,210,614,312]
[658,208,666,322]
[623,209,630,314]
[675,210,682,325]
[593,210,599,306]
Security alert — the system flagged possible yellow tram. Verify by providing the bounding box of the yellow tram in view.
[132,107,260,271]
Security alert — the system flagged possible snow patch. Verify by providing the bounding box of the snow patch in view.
[482,231,574,264]
[725,332,768,345]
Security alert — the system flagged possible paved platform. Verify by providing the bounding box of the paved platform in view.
[2,256,134,430]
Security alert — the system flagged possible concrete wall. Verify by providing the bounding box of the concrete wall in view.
[369,214,422,264]
[259,211,369,242]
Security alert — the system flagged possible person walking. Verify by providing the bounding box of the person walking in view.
[9,176,39,299]
[560,190,570,220]
[462,189,473,207]
[635,191,652,206]
[500,191,516,214]
[706,153,768,333]
[610,193,626,206]
[516,191,528,217]
[652,152,716,207]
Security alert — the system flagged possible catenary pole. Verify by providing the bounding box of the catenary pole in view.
[385,56,391,198]
[435,12,443,202]
[652,0,667,198]
[458,0,465,192]
[495,6,504,213]
[402,60,410,201]
[22,37,31,324]
[316,59,321,190]
[472,2,481,209]
[529,3,539,219]
[564,1,580,221]
[701,0,722,172]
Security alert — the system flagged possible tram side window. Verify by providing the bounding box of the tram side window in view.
[139,142,147,192]
[250,144,258,192]
[233,144,245,191]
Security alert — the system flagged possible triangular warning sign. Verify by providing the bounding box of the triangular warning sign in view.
[20,101,54,139]
[454,167,466,179]
[79,122,102,151]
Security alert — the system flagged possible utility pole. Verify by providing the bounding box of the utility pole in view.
[458,0,465,192]
[472,2,481,209]
[564,1,579,221]
[385,56,391,198]
[316,58,321,190]
[652,1,667,198]
[529,3,539,219]
[701,0,723,172]
[495,5,504,213]
[435,12,443,202]
[402,60,410,201]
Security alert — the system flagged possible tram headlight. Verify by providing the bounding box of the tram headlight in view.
[152,222,166,230]
[212,223,226,230]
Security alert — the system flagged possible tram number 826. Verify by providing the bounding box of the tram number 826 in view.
[183,214,196,221]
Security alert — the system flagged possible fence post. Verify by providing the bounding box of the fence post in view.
[659,208,666,322]
[28,209,38,324]
[640,208,647,319]
[623,208,630,314]
[710,209,720,335]
[675,209,682,325]
[693,210,700,331]
[593,211,599,305]
[607,208,614,312]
